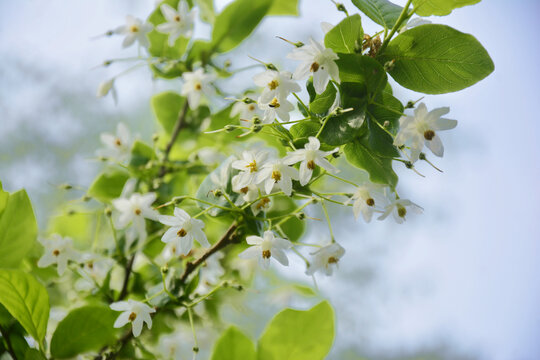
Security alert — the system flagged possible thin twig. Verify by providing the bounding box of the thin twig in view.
[159,100,190,177]
[118,254,136,301]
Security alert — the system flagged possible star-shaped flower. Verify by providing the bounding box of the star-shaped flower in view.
[394,103,458,163]
[305,242,345,276]
[158,208,209,256]
[181,69,216,109]
[231,101,260,124]
[96,122,132,163]
[110,299,155,337]
[378,193,423,224]
[258,96,295,123]
[253,69,301,104]
[231,149,269,190]
[351,181,388,222]
[283,137,338,185]
[156,1,195,46]
[238,231,292,269]
[287,38,340,94]
[256,159,299,196]
[37,234,80,275]
[114,15,152,49]
[112,192,159,241]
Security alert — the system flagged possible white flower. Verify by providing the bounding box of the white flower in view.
[156,1,195,46]
[38,234,79,275]
[76,254,115,291]
[253,70,301,104]
[110,299,155,337]
[259,96,295,123]
[96,122,132,163]
[231,101,260,124]
[196,253,225,293]
[210,157,233,190]
[251,196,272,215]
[351,182,388,222]
[238,231,292,269]
[378,193,423,224]
[305,242,345,276]
[231,149,269,190]
[158,208,209,256]
[181,69,216,109]
[287,38,340,94]
[394,103,458,163]
[112,192,159,241]
[114,15,152,48]
[283,137,338,185]
[256,159,299,196]
[234,184,260,205]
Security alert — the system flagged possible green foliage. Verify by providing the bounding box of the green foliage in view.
[324,14,363,54]
[368,90,403,135]
[351,0,403,29]
[130,140,156,168]
[363,117,400,158]
[87,170,129,203]
[211,0,273,53]
[378,24,494,94]
[268,0,299,16]
[196,0,215,23]
[0,186,37,268]
[210,326,256,360]
[0,270,49,344]
[344,139,398,188]
[336,54,387,98]
[309,82,337,115]
[412,0,481,16]
[50,305,118,358]
[48,212,94,245]
[258,301,335,360]
[152,91,187,134]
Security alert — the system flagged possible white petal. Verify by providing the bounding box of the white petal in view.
[271,248,289,266]
[113,311,131,328]
[132,318,143,337]
[158,215,180,226]
[110,301,130,311]
[246,236,263,245]
[425,135,444,157]
[299,161,312,186]
[238,246,261,259]
[173,208,190,221]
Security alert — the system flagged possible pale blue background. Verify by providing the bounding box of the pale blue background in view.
[0,0,538,359]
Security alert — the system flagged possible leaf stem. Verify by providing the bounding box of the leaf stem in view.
[379,0,414,54]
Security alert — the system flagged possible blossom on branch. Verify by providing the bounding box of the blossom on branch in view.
[114,15,152,49]
[110,299,155,337]
[238,231,292,269]
[38,234,80,275]
[158,208,209,256]
[156,1,195,46]
[305,242,345,276]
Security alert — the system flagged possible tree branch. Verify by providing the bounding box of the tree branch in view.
[118,254,135,301]
[179,222,238,284]
[159,100,190,177]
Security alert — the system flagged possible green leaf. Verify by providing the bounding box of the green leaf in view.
[336,54,387,98]
[268,0,299,16]
[309,82,337,115]
[0,270,49,344]
[211,326,256,360]
[50,305,118,358]
[129,140,155,168]
[319,109,365,146]
[87,170,129,203]
[196,0,215,23]
[151,91,187,134]
[324,14,363,54]
[147,0,190,78]
[344,139,397,188]
[0,188,37,268]
[211,0,273,53]
[351,0,403,29]
[24,348,46,360]
[363,117,399,158]
[267,197,305,242]
[368,91,403,135]
[412,0,481,16]
[258,301,334,360]
[378,24,494,94]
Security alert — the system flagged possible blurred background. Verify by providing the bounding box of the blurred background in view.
[1,0,539,359]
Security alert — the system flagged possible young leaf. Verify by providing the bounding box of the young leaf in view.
[324,14,363,54]
[211,0,273,53]
[351,0,403,29]
[310,82,337,115]
[336,54,388,98]
[0,270,49,344]
[268,0,299,16]
[210,326,256,360]
[412,0,481,16]
[196,0,215,23]
[344,139,398,188]
[258,301,335,360]
[50,305,118,359]
[87,170,129,203]
[0,187,37,268]
[151,91,187,134]
[378,24,494,94]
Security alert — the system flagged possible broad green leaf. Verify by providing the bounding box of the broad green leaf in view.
[378,24,494,94]
[362,117,399,158]
[151,91,187,134]
[368,91,403,135]
[310,82,337,115]
[324,14,363,54]
[129,140,155,168]
[48,212,94,245]
[0,188,37,268]
[147,0,190,78]
[0,270,49,343]
[351,0,403,29]
[211,326,256,360]
[319,109,365,146]
[87,170,129,203]
[50,305,118,358]
[267,197,305,242]
[211,0,273,53]
[196,0,215,23]
[344,139,397,188]
[336,54,387,98]
[268,0,299,16]
[412,0,481,16]
[24,349,46,360]
[258,301,334,360]
[290,121,319,140]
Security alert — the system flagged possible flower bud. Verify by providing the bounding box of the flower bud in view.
[296,212,306,220]
[60,184,73,190]
[152,133,159,143]
[406,101,415,109]
[252,124,263,133]
[225,125,237,132]
[242,97,256,104]
[213,189,223,197]
[161,265,169,274]
[332,151,341,158]
[224,59,232,68]
[173,197,185,205]
[104,207,113,217]
[82,195,92,202]
[96,79,115,98]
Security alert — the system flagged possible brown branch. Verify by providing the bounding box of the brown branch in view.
[159,100,190,177]
[179,222,238,284]
[118,254,135,301]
